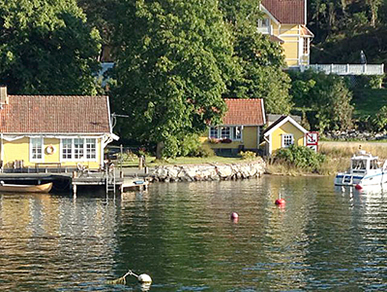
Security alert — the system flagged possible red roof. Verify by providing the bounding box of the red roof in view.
[262,0,305,24]
[222,99,265,126]
[0,95,111,134]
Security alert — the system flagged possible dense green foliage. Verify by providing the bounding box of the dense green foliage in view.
[290,70,353,132]
[111,0,236,158]
[219,0,293,114]
[309,0,387,64]
[275,145,325,172]
[0,0,102,95]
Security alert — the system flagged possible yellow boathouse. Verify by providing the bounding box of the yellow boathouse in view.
[0,86,118,172]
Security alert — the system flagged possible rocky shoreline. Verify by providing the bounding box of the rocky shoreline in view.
[149,158,266,183]
[325,130,387,141]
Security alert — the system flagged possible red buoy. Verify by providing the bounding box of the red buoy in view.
[355,184,362,190]
[230,212,239,222]
[275,198,286,205]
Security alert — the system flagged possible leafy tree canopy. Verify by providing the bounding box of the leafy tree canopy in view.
[219,0,293,114]
[0,0,102,95]
[289,70,353,132]
[309,0,387,64]
[111,0,236,158]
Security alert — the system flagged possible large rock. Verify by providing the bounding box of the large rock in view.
[152,158,266,182]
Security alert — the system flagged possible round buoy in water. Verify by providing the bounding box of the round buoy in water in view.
[230,212,239,220]
[138,273,152,284]
[275,198,285,205]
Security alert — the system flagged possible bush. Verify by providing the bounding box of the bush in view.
[239,151,257,160]
[274,145,325,172]
[372,106,387,132]
[197,144,215,158]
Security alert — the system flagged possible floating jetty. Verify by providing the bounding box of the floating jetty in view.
[0,169,149,196]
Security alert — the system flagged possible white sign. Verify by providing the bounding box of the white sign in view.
[306,132,319,144]
[307,145,318,152]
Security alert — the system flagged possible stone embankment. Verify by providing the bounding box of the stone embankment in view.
[325,130,387,141]
[150,158,266,182]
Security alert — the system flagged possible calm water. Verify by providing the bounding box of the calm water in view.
[0,176,386,291]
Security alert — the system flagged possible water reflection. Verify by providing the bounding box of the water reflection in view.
[0,176,386,291]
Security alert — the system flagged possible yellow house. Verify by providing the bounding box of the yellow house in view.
[260,0,314,67]
[263,115,308,155]
[0,86,118,172]
[203,99,266,156]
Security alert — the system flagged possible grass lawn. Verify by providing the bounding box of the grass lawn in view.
[120,155,249,168]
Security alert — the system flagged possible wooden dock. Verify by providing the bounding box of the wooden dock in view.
[0,170,149,196]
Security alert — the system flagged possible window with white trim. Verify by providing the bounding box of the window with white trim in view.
[220,126,231,139]
[233,126,242,140]
[30,137,43,161]
[210,127,219,139]
[61,138,98,161]
[62,139,72,160]
[86,138,97,159]
[74,138,84,159]
[209,126,243,141]
[282,134,294,148]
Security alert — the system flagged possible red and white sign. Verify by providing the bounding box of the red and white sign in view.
[306,132,319,152]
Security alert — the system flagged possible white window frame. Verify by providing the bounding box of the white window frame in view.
[209,126,243,141]
[60,137,98,162]
[30,137,44,162]
[85,138,97,160]
[282,134,294,148]
[233,126,243,141]
[220,126,231,139]
[210,127,219,139]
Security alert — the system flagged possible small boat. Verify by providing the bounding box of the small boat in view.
[0,182,53,193]
[334,150,387,189]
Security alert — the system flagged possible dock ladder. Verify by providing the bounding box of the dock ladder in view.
[105,164,116,194]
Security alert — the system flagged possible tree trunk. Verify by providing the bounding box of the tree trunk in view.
[156,141,164,159]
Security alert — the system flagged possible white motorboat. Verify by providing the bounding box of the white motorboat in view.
[334,150,387,189]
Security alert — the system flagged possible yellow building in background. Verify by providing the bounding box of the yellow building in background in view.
[0,86,118,172]
[203,99,266,156]
[260,0,314,67]
[263,116,308,155]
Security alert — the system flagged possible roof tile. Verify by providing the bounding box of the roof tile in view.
[262,0,305,24]
[0,95,111,134]
[222,99,265,126]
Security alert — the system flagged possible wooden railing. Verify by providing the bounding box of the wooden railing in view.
[301,64,385,75]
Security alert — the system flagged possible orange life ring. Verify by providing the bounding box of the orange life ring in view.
[46,145,55,155]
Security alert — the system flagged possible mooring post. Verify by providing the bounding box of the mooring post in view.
[72,171,77,198]
[72,184,77,197]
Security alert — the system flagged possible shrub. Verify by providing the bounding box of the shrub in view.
[197,144,215,158]
[239,151,257,160]
[274,145,325,172]
[372,106,387,132]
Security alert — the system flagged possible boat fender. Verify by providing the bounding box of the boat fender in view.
[355,184,362,190]
[46,145,55,155]
[138,273,152,284]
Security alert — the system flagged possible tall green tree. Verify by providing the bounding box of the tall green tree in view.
[111,0,236,158]
[309,0,387,64]
[289,70,353,132]
[0,0,101,95]
[219,0,293,114]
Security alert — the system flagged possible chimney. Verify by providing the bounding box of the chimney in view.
[0,86,8,105]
